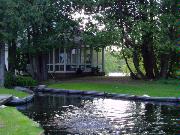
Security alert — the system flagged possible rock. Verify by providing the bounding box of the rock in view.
[37,85,47,90]
[5,95,34,106]
[0,105,6,109]
[14,86,33,94]
[143,94,150,97]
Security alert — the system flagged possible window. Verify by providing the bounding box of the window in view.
[80,48,85,64]
[48,51,53,64]
[55,48,64,64]
[55,65,64,71]
[47,47,98,73]
[47,50,54,72]
[66,48,77,64]
[66,48,78,71]
[66,65,77,71]
[54,48,65,72]
[86,49,91,64]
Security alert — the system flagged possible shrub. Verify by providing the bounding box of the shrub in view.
[16,76,38,87]
[4,72,16,88]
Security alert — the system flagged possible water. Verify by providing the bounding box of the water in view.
[17,94,180,135]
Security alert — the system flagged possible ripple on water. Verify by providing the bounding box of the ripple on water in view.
[17,95,180,135]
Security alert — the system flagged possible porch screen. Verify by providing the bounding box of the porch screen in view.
[66,48,77,71]
[47,50,53,72]
[55,48,64,71]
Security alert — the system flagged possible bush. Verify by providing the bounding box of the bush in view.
[16,76,38,87]
[4,72,16,88]
[4,73,38,88]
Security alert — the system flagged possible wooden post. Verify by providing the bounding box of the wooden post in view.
[53,48,55,72]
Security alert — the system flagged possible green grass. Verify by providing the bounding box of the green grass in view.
[0,107,43,135]
[0,88,28,98]
[49,81,180,97]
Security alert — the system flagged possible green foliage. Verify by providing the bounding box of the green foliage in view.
[78,0,178,79]
[5,72,37,88]
[105,51,126,73]
[4,72,16,88]
[15,48,28,72]
[16,76,38,87]
[1,0,178,80]
[105,49,145,74]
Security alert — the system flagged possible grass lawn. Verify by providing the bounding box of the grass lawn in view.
[0,88,28,98]
[0,107,43,135]
[49,81,180,97]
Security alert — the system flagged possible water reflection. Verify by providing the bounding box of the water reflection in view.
[17,94,180,135]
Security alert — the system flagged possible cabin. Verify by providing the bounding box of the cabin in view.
[4,27,106,79]
[47,45,105,79]
[5,44,105,79]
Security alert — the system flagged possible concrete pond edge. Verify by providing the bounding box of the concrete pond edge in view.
[5,95,34,106]
[35,87,180,103]
[4,85,180,106]
[2,86,34,106]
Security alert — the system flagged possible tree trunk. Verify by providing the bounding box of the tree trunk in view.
[160,54,169,79]
[122,49,138,79]
[0,43,5,87]
[29,53,48,81]
[168,52,177,77]
[8,39,16,73]
[133,48,145,79]
[141,37,155,79]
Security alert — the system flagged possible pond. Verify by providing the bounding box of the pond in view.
[17,94,180,135]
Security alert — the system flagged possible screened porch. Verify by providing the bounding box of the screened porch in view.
[47,46,105,74]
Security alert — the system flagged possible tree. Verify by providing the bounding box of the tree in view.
[0,43,5,87]
[19,0,79,81]
[0,0,9,87]
[1,0,178,82]
[79,0,178,79]
[1,0,81,81]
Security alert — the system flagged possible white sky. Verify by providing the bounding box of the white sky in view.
[72,9,105,30]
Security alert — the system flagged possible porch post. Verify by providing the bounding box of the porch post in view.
[77,47,80,68]
[102,47,105,72]
[53,48,55,72]
[84,47,86,70]
[64,48,66,72]
[90,47,93,67]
